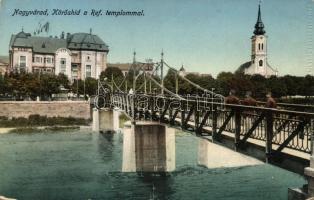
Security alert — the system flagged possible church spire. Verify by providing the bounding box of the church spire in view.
[253,4,266,35]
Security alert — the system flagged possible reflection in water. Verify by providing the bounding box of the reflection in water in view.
[0,130,306,200]
[97,132,115,162]
[138,175,174,200]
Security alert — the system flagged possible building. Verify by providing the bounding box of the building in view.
[237,4,278,77]
[107,62,154,76]
[9,29,109,80]
[0,56,9,75]
[179,65,211,77]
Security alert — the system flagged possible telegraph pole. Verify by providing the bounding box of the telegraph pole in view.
[175,72,178,94]
[133,51,136,94]
[161,50,164,95]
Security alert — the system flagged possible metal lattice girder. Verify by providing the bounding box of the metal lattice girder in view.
[196,110,211,133]
[183,104,195,127]
[160,101,170,122]
[217,110,235,136]
[239,112,266,147]
[272,114,294,139]
[275,118,310,153]
[170,110,179,125]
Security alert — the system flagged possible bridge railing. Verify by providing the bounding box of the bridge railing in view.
[100,92,314,156]
[213,104,314,154]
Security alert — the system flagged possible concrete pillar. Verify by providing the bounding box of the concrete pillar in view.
[304,137,314,198]
[122,121,136,172]
[122,121,175,172]
[98,109,119,133]
[92,108,99,132]
[198,137,262,168]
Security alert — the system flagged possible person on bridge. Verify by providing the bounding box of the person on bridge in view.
[225,89,240,104]
[241,91,257,107]
[265,92,277,108]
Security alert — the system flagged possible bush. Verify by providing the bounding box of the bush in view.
[0,114,90,127]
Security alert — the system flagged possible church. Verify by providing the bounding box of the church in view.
[237,4,278,77]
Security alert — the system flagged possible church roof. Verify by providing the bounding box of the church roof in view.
[235,61,251,73]
[253,4,266,35]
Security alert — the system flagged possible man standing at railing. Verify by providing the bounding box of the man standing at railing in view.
[242,91,257,107]
[265,92,277,108]
[225,89,240,104]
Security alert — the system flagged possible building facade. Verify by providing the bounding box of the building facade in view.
[9,30,109,80]
[237,5,278,77]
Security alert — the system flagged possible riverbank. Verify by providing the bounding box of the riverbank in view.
[0,125,91,134]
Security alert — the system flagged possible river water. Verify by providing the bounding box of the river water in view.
[0,130,306,200]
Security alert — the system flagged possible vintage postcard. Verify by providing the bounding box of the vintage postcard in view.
[0,0,313,199]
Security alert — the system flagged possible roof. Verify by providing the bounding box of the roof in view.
[10,32,67,54]
[10,31,109,53]
[67,33,109,52]
[179,65,186,72]
[254,4,266,35]
[235,61,251,73]
[107,62,154,71]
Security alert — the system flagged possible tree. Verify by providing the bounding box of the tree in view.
[85,77,98,96]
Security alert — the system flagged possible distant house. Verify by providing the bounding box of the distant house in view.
[0,56,9,75]
[9,29,109,81]
[178,65,211,77]
[107,62,154,76]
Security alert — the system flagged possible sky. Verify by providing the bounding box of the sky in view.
[0,0,313,77]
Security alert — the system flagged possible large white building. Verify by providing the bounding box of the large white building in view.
[237,4,278,77]
[9,30,109,80]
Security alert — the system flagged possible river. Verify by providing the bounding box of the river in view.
[0,129,306,200]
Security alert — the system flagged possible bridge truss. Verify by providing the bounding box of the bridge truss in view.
[94,52,314,162]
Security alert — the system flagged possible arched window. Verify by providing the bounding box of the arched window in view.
[258,43,260,50]
[259,60,263,67]
[262,43,264,50]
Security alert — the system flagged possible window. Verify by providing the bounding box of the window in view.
[258,43,260,50]
[262,43,264,50]
[86,65,91,78]
[60,58,66,74]
[19,56,26,70]
[72,64,78,79]
[35,57,41,63]
[259,60,263,67]
[46,57,52,64]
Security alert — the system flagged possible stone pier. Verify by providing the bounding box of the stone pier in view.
[122,121,175,172]
[198,138,263,168]
[92,109,119,133]
[302,138,314,199]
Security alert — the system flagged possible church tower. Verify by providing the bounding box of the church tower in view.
[251,4,268,74]
[238,4,277,77]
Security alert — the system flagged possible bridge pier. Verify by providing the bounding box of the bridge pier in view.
[304,137,314,199]
[92,109,119,133]
[198,137,262,168]
[122,121,175,173]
